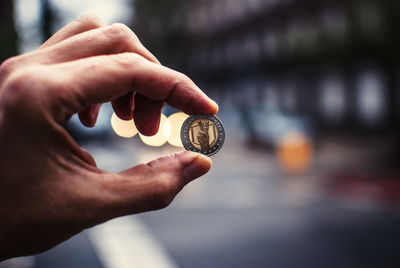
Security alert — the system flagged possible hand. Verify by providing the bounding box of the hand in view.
[0,15,218,260]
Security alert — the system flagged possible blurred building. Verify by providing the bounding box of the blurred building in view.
[0,0,18,62]
[134,0,400,135]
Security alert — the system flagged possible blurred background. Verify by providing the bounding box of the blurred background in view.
[1,0,400,267]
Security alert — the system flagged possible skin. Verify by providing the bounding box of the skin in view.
[0,14,218,260]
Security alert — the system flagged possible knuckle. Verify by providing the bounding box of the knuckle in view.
[107,23,133,40]
[0,57,19,78]
[5,69,34,95]
[111,23,131,33]
[1,68,41,111]
[159,178,180,195]
[152,178,180,209]
[76,14,105,28]
[103,23,138,50]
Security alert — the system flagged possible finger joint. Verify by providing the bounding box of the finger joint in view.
[76,14,105,28]
[102,23,138,52]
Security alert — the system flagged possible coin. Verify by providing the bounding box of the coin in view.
[181,114,225,156]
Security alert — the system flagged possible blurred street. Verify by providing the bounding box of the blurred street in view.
[27,130,400,268]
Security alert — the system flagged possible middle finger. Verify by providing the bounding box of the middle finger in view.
[17,23,160,67]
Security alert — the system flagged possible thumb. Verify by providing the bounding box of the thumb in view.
[97,151,211,220]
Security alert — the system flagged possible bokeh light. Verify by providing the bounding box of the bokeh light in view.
[139,113,171,147]
[167,112,189,147]
[110,113,138,138]
[277,131,313,173]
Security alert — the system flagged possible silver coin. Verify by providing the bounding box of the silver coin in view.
[181,114,225,156]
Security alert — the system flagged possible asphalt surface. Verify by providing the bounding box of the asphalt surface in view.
[3,133,400,268]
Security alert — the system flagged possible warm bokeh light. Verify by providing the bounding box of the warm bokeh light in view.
[110,113,138,138]
[163,115,172,142]
[167,112,189,147]
[277,131,313,173]
[139,114,171,147]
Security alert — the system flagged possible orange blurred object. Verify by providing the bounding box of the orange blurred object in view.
[277,131,313,173]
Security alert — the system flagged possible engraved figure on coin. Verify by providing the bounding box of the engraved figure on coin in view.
[197,120,210,150]
[183,115,224,156]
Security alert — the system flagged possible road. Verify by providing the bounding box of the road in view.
[3,134,400,268]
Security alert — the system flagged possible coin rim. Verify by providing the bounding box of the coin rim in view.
[180,114,225,156]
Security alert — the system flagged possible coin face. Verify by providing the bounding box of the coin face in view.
[181,114,225,156]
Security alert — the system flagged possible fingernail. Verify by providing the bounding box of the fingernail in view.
[182,154,212,183]
[211,100,219,114]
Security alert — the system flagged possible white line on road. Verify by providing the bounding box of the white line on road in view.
[89,216,178,268]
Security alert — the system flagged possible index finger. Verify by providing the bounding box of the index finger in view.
[50,53,218,122]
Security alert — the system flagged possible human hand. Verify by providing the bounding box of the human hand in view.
[0,15,218,260]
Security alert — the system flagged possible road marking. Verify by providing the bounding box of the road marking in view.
[89,216,178,268]
[0,257,34,268]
